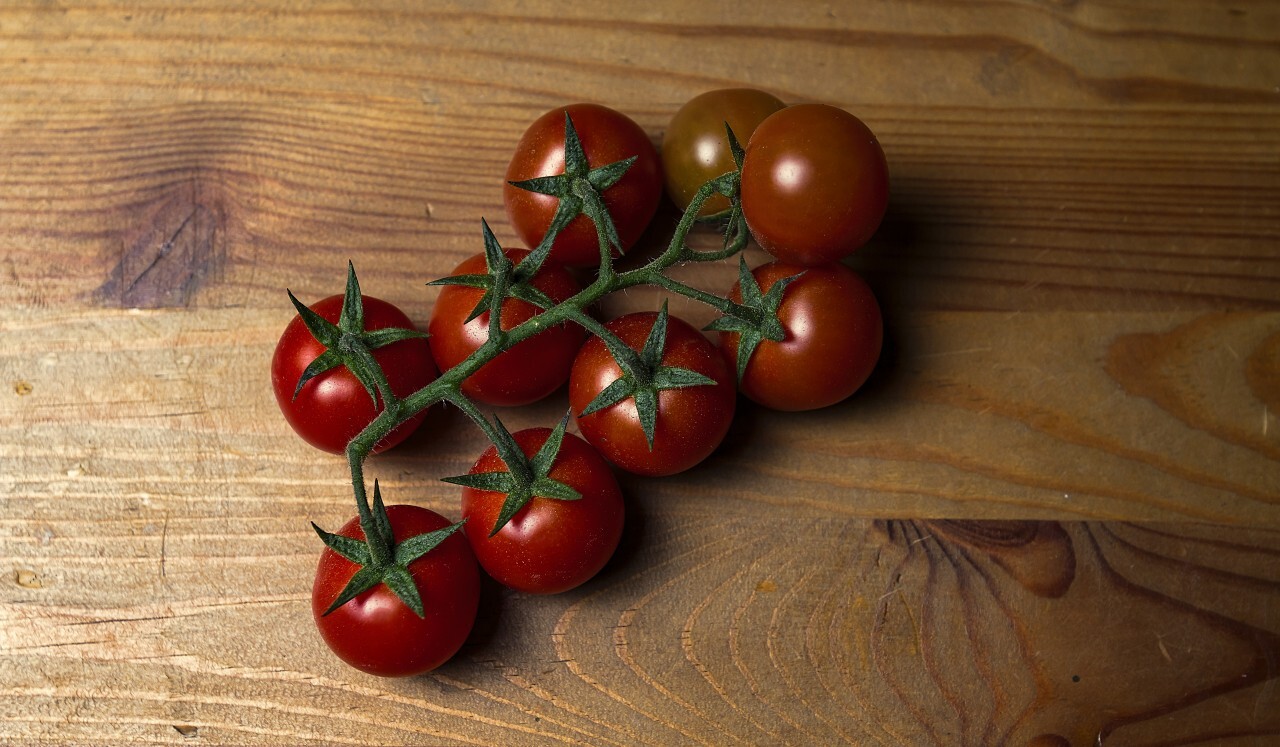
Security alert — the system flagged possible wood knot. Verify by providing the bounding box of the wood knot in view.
[95,184,225,309]
[925,520,1076,598]
[15,568,43,589]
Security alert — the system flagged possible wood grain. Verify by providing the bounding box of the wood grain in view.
[3,307,1276,524]
[4,517,1279,745]
[2,3,1278,317]
[2,1,1279,744]
[2,100,1277,316]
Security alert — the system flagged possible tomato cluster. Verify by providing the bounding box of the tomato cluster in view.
[272,90,889,677]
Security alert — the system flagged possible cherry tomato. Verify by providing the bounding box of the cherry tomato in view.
[740,104,889,264]
[460,428,624,594]
[311,505,480,677]
[719,261,882,411]
[428,249,586,407]
[504,103,663,267]
[272,295,437,455]
[662,88,785,216]
[569,312,736,477]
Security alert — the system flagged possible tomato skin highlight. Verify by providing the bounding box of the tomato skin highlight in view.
[271,295,437,455]
[740,104,889,265]
[504,103,663,267]
[720,261,883,412]
[569,312,736,477]
[428,249,586,407]
[460,428,624,595]
[311,505,480,677]
[661,88,785,216]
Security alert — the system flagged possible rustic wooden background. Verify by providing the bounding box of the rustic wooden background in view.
[2,2,1278,745]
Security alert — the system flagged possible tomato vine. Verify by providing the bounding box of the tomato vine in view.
[277,93,889,675]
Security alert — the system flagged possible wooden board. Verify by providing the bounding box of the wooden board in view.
[2,2,1278,744]
[5,519,1280,745]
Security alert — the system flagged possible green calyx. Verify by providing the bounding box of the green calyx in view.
[426,219,558,328]
[313,480,466,618]
[705,257,804,384]
[579,302,718,449]
[440,413,581,537]
[507,111,635,265]
[288,262,427,408]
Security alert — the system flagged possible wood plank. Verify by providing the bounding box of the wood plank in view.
[2,101,1276,316]
[1,1,1277,316]
[3,307,1276,525]
[3,518,1279,745]
[1,3,1276,108]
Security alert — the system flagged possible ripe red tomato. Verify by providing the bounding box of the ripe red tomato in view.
[569,311,736,477]
[504,103,663,267]
[719,261,882,411]
[740,104,889,264]
[272,295,437,454]
[311,505,480,677]
[459,427,624,594]
[662,88,785,216]
[428,249,586,407]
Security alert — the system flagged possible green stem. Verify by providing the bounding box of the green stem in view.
[445,392,505,453]
[444,392,537,485]
[347,448,370,519]
[565,308,645,375]
[635,180,716,273]
[345,443,393,564]
[646,273,753,320]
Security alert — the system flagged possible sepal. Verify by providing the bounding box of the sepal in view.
[322,564,383,616]
[338,262,365,333]
[381,566,424,617]
[725,122,746,170]
[588,155,637,192]
[579,377,634,417]
[507,174,564,196]
[294,350,343,399]
[392,520,467,567]
[312,522,371,566]
[288,289,342,349]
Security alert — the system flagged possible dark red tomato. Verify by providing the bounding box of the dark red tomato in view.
[569,312,736,477]
[311,505,480,677]
[662,88,785,216]
[719,261,882,412]
[740,104,889,265]
[272,295,437,455]
[428,249,586,407]
[504,103,663,267]
[460,428,624,594]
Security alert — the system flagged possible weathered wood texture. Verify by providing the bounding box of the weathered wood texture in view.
[5,519,1280,745]
[2,2,1278,745]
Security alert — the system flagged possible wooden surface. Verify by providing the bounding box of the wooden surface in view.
[2,2,1278,745]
